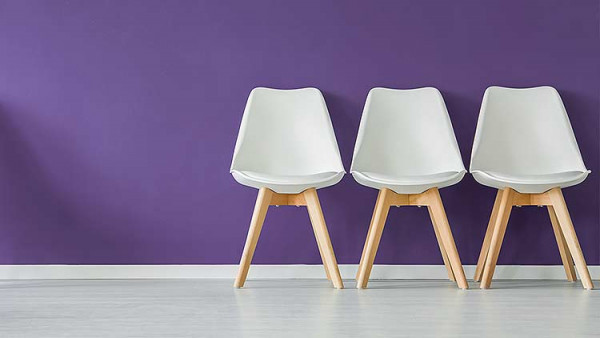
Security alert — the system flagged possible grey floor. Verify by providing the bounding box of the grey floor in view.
[1,279,598,337]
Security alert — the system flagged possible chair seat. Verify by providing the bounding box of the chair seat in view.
[471,170,590,193]
[231,170,344,194]
[351,170,466,194]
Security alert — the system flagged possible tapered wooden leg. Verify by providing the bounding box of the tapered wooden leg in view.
[474,190,504,281]
[304,188,344,289]
[308,205,332,280]
[547,189,594,290]
[357,188,392,289]
[427,207,455,281]
[548,205,577,282]
[426,188,468,289]
[356,190,385,280]
[481,188,514,289]
[234,188,273,288]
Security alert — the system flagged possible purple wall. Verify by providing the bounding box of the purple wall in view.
[0,0,598,265]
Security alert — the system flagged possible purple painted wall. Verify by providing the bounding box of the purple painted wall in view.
[0,0,598,265]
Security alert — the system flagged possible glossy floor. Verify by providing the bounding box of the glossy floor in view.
[1,279,598,337]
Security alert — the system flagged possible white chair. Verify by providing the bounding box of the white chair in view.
[231,87,345,289]
[471,86,594,290]
[352,87,468,289]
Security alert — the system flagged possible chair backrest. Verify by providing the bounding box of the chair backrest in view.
[470,86,587,175]
[351,87,465,176]
[231,87,345,175]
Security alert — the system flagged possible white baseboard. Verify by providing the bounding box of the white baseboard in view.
[0,264,598,280]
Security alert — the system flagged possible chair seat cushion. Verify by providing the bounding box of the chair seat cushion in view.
[471,170,590,193]
[231,170,344,194]
[351,170,466,194]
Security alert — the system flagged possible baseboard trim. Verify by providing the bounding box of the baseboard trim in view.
[0,264,598,280]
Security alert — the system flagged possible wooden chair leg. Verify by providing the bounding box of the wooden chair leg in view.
[547,189,594,290]
[474,190,503,281]
[356,188,392,289]
[481,188,514,289]
[427,207,455,281]
[308,205,332,281]
[548,205,577,282]
[356,190,385,280]
[426,188,468,289]
[304,188,344,289]
[234,188,273,288]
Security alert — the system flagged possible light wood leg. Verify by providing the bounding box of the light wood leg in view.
[304,188,344,289]
[234,188,273,288]
[356,190,384,280]
[308,204,332,280]
[481,188,514,289]
[474,190,503,281]
[427,207,455,281]
[547,189,594,290]
[426,188,468,289]
[548,205,577,282]
[356,188,392,289]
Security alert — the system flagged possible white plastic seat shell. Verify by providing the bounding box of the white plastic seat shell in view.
[231,87,345,194]
[350,87,466,194]
[470,86,589,194]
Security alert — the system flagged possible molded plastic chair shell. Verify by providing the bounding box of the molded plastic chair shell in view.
[470,86,589,194]
[351,87,466,194]
[231,87,345,194]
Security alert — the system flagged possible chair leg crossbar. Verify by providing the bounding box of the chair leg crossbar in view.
[356,188,468,289]
[474,188,594,290]
[234,188,344,289]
